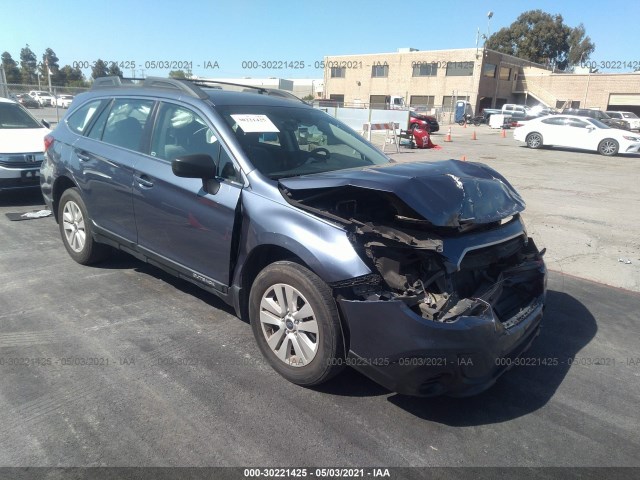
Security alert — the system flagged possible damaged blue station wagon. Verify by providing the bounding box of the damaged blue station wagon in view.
[41,77,547,396]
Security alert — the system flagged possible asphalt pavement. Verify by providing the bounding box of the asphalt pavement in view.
[0,189,639,469]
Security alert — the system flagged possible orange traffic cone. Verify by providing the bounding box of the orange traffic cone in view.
[501,128,506,138]
[461,155,467,161]
[444,127,452,142]
[471,130,477,140]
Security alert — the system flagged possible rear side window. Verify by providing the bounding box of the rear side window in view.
[86,101,112,140]
[66,100,104,134]
[101,99,154,152]
[565,118,589,128]
[541,117,566,126]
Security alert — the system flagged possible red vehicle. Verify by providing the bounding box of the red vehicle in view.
[409,111,439,133]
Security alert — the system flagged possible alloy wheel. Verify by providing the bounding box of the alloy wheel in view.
[62,201,86,253]
[259,283,319,367]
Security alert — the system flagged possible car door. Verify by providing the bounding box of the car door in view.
[70,97,155,242]
[538,116,566,145]
[559,118,595,150]
[132,101,243,290]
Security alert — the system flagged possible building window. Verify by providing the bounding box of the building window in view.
[499,66,511,80]
[412,62,437,77]
[445,61,473,76]
[482,63,497,78]
[329,94,344,106]
[410,95,435,107]
[371,64,389,78]
[330,67,345,78]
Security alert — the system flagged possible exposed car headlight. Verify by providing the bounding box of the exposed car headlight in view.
[623,135,640,141]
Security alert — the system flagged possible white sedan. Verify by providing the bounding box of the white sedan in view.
[513,114,640,156]
[55,94,74,108]
[0,98,50,191]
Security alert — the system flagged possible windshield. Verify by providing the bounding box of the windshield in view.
[622,112,638,119]
[587,118,610,129]
[0,103,43,129]
[216,105,390,179]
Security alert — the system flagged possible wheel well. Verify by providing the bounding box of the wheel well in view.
[51,176,77,222]
[237,244,351,356]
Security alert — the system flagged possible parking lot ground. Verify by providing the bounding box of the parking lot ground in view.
[0,186,639,468]
[388,125,640,292]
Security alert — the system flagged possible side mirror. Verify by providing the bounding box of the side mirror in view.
[172,154,216,179]
[172,154,220,195]
[41,119,50,129]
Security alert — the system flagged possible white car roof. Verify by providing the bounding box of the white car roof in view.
[0,97,17,104]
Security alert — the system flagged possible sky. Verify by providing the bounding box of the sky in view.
[1,0,636,80]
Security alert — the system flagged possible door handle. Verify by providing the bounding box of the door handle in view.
[76,150,91,162]
[134,174,154,188]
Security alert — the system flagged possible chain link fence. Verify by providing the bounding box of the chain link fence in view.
[1,82,90,97]
[1,83,91,125]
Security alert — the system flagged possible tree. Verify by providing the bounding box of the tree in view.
[39,48,60,84]
[486,10,595,71]
[108,63,123,77]
[19,44,38,84]
[59,65,87,87]
[1,51,21,84]
[168,69,187,79]
[91,59,108,79]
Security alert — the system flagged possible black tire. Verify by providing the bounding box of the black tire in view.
[526,132,543,149]
[598,138,619,156]
[249,261,345,386]
[57,188,110,265]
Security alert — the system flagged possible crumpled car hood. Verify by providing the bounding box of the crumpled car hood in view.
[279,160,525,227]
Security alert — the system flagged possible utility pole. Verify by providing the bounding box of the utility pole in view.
[46,58,52,93]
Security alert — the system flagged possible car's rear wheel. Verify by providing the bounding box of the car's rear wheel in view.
[249,261,345,386]
[526,132,543,149]
[58,188,110,265]
[598,138,619,156]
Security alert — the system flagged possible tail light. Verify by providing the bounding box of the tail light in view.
[44,134,54,151]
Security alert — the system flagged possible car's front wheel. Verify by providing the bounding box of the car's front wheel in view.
[249,261,345,386]
[598,138,619,156]
[526,132,543,149]
[58,188,110,265]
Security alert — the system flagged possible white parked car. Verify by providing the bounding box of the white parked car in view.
[0,98,50,191]
[55,94,74,108]
[606,111,640,131]
[513,114,640,156]
[28,90,55,107]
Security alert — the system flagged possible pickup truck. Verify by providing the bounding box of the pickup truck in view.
[482,104,529,122]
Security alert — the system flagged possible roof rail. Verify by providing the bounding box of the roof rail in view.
[143,77,209,99]
[189,79,306,103]
[91,76,209,99]
[91,76,305,103]
[92,76,140,88]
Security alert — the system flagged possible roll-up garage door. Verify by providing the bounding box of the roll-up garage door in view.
[609,94,640,106]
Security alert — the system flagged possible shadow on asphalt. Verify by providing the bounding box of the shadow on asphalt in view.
[316,289,598,422]
[0,189,46,208]
[89,250,238,318]
[387,289,597,425]
[71,245,599,419]
[517,145,640,158]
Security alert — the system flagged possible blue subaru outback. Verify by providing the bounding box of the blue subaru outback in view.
[41,77,546,396]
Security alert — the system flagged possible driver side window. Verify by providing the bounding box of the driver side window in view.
[150,103,220,162]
